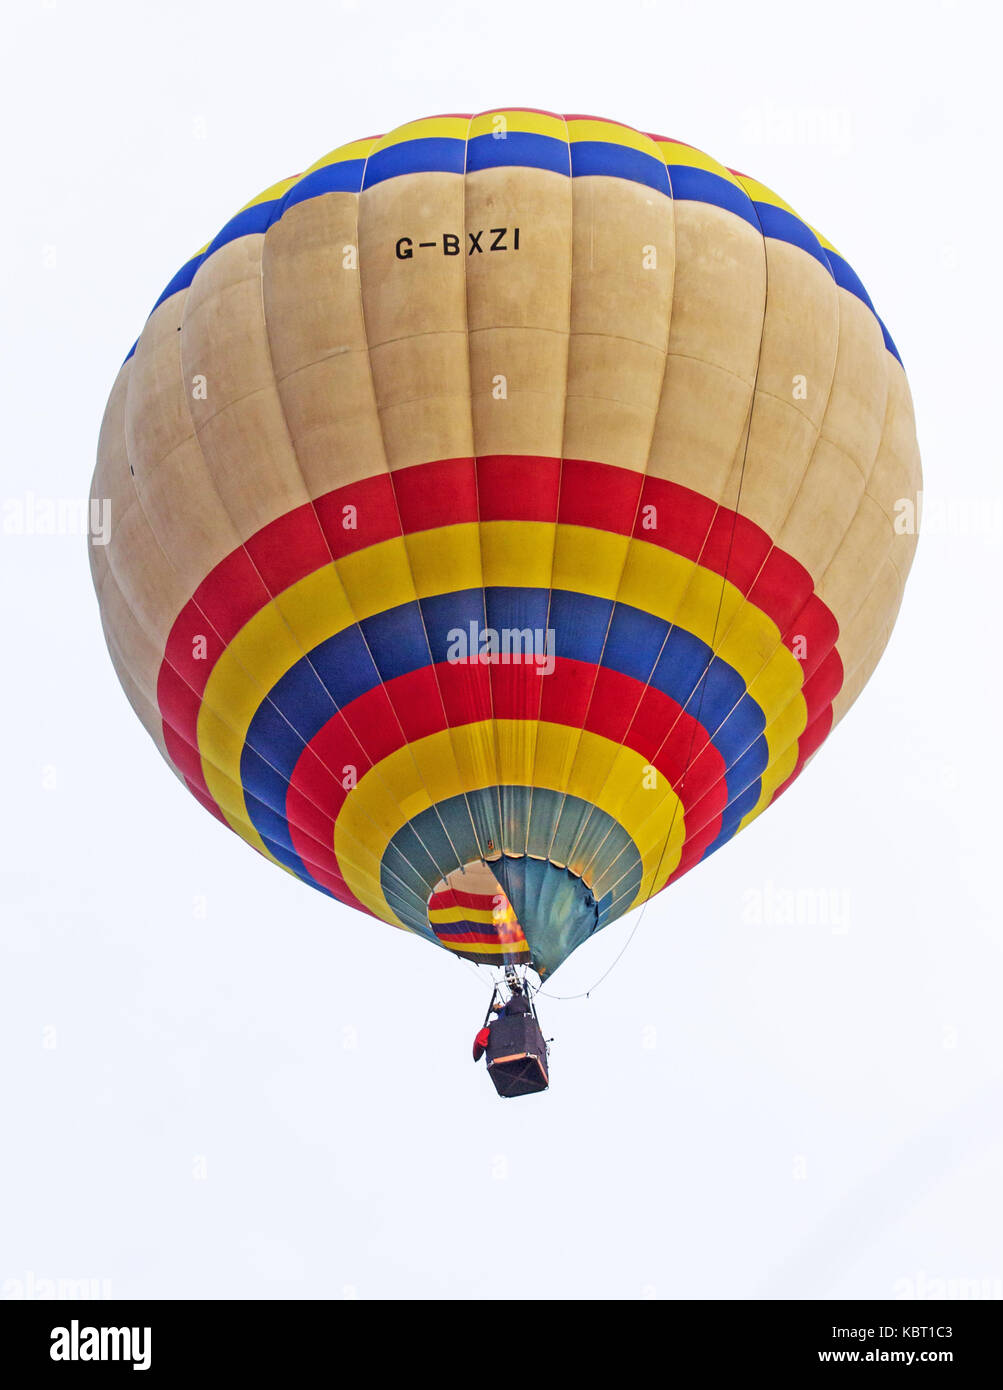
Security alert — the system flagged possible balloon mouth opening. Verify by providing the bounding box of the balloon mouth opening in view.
[426,854,600,975]
[426,858,532,968]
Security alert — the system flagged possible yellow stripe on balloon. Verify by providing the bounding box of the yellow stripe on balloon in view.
[566,118,660,156]
[745,694,806,815]
[548,524,807,731]
[732,174,800,218]
[197,566,357,853]
[240,174,304,212]
[192,707,286,866]
[303,137,383,174]
[334,722,684,925]
[336,537,417,618]
[810,224,841,257]
[439,938,528,956]
[404,525,483,596]
[550,525,628,601]
[369,116,471,153]
[194,523,807,845]
[654,140,744,187]
[480,519,556,589]
[738,731,801,831]
[468,110,568,141]
[428,906,498,927]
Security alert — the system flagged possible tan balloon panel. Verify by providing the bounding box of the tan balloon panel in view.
[90,111,920,979]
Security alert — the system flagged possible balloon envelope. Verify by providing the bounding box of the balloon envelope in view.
[90,110,921,977]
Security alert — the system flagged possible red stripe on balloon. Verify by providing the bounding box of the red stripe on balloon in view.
[283,657,728,906]
[184,776,228,826]
[477,455,560,522]
[645,134,698,150]
[802,649,844,725]
[434,932,528,947]
[314,473,402,557]
[245,502,330,595]
[154,457,841,838]
[428,889,500,912]
[772,704,835,804]
[560,457,643,533]
[392,457,479,530]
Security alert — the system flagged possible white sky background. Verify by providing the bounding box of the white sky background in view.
[1,0,1000,1300]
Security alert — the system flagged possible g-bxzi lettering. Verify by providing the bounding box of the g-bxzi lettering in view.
[395,228,521,259]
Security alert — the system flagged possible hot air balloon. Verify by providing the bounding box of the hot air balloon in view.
[90,111,920,1094]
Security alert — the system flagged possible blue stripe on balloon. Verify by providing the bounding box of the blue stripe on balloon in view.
[310,624,383,710]
[825,249,903,362]
[569,140,671,195]
[282,159,367,208]
[150,253,206,313]
[237,586,769,892]
[127,137,903,377]
[701,779,762,859]
[362,137,466,188]
[663,165,759,227]
[752,201,832,271]
[360,602,431,682]
[143,199,280,323]
[825,248,875,311]
[466,130,571,176]
[241,775,335,896]
[548,589,612,666]
[206,200,281,255]
[878,316,902,365]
